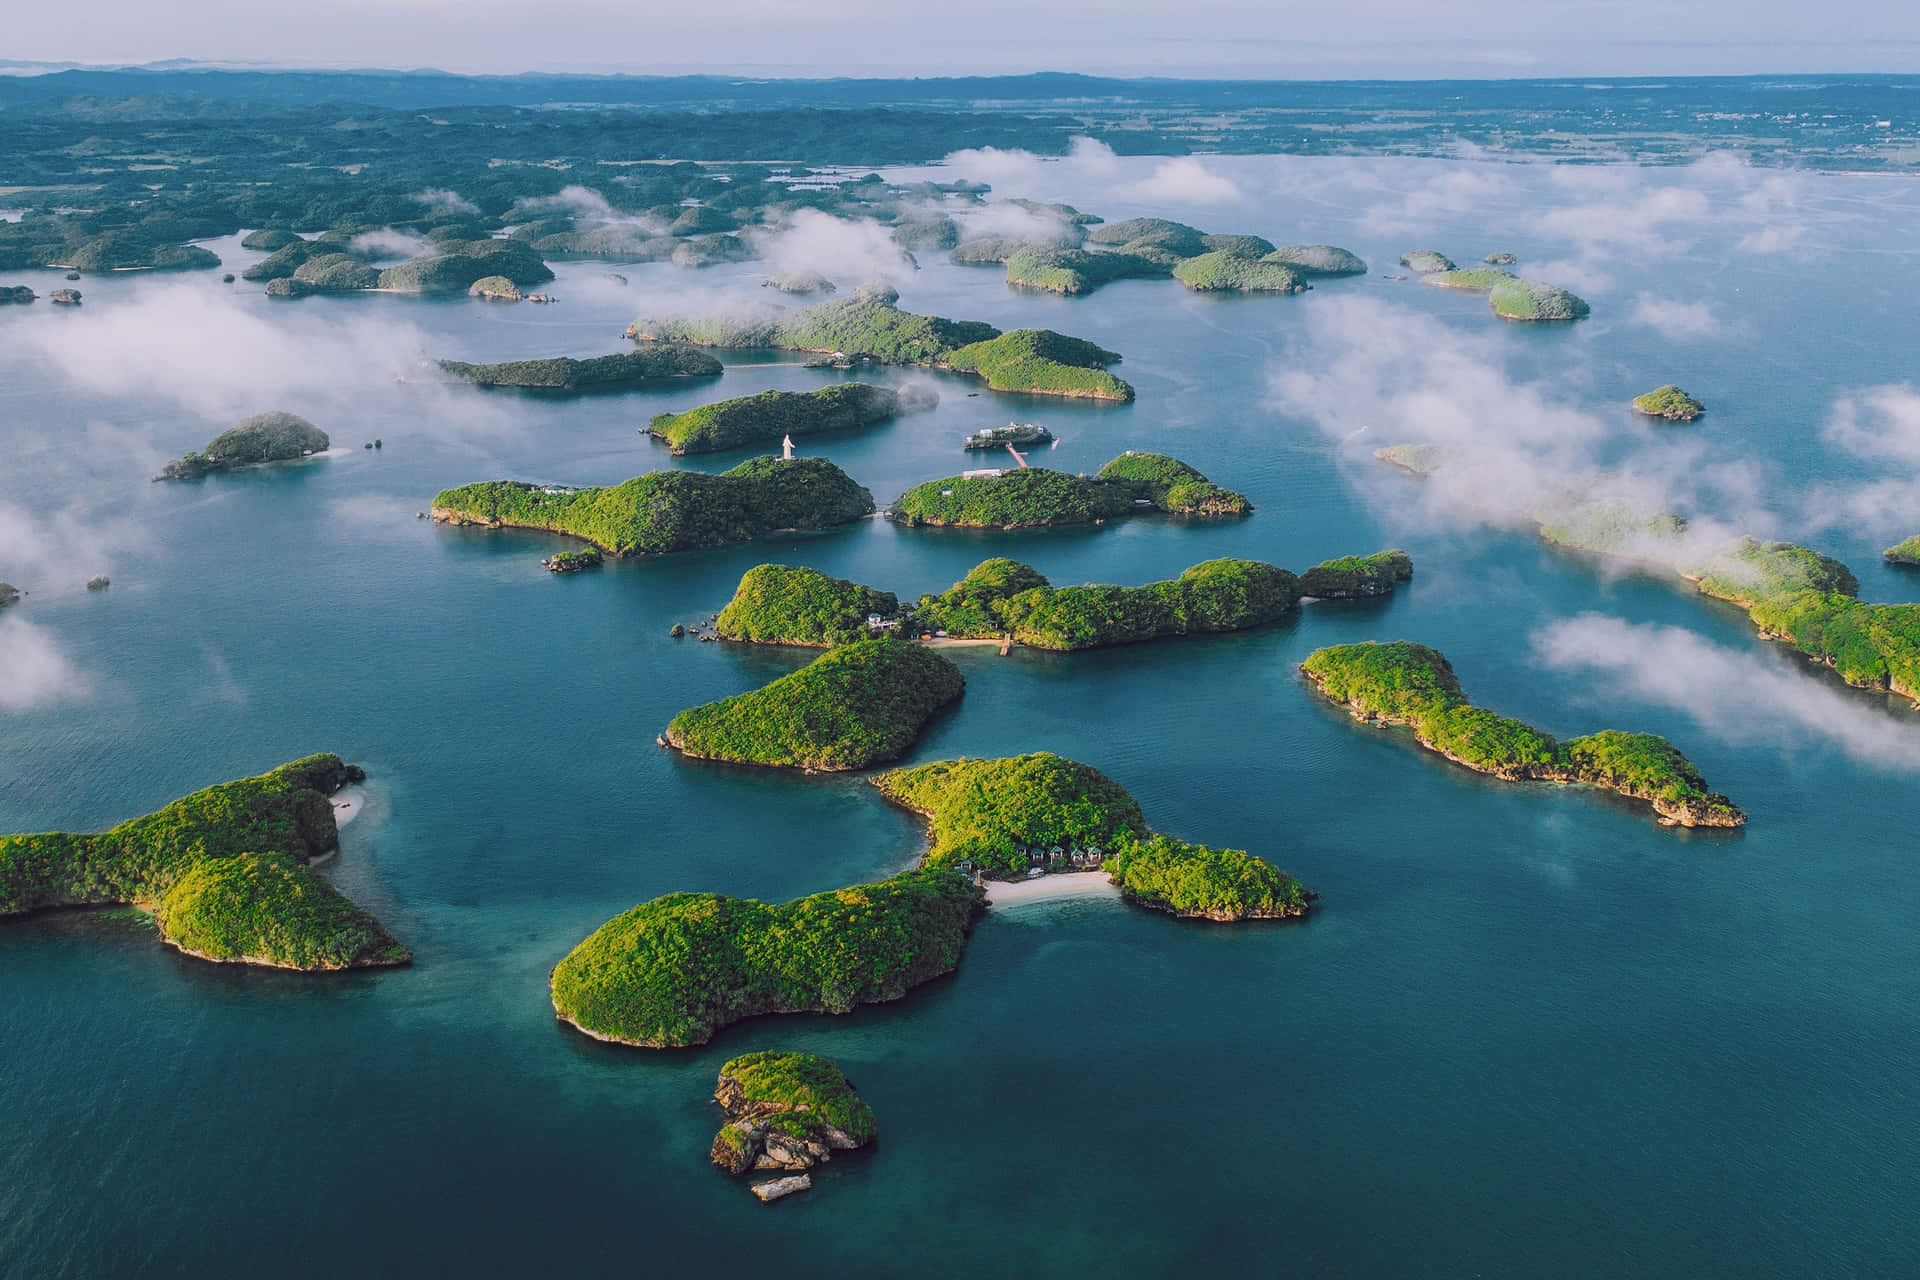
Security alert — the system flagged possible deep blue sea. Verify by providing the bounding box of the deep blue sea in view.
[4,151,1920,1278]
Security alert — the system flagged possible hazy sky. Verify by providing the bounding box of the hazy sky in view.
[6,0,1920,78]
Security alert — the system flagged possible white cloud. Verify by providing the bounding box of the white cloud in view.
[1534,614,1920,773]
[1630,294,1720,340]
[1126,156,1243,206]
[0,617,90,712]
[752,208,912,283]
[412,188,479,217]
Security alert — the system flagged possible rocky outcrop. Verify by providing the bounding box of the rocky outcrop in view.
[50,288,81,304]
[708,1053,876,1199]
[751,1175,812,1203]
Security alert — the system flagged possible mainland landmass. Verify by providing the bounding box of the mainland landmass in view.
[1632,385,1706,422]
[890,452,1248,529]
[711,550,1409,652]
[438,347,722,391]
[0,754,411,970]
[1301,641,1745,828]
[431,455,874,556]
[549,749,1312,1048]
[1375,448,1920,703]
[156,410,329,481]
[660,636,964,770]
[647,382,929,455]
[627,284,1133,401]
[710,1051,877,1203]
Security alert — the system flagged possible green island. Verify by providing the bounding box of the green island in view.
[1400,250,1457,273]
[1086,217,1210,263]
[763,272,835,295]
[647,383,909,456]
[157,410,329,481]
[875,752,1314,919]
[1261,245,1368,277]
[376,238,554,292]
[1300,641,1744,827]
[891,452,1245,528]
[468,275,522,300]
[550,747,1316,1049]
[662,637,965,770]
[710,1052,877,1198]
[542,549,601,574]
[1488,278,1591,322]
[1,285,36,304]
[431,455,874,557]
[551,865,983,1048]
[1379,448,1920,704]
[1172,251,1309,293]
[711,548,1409,653]
[1632,385,1706,422]
[0,754,411,970]
[1485,252,1519,265]
[1004,245,1164,295]
[892,216,959,250]
[1885,535,1920,567]
[715,564,899,646]
[939,329,1133,401]
[1298,549,1416,598]
[628,284,1128,398]
[1423,267,1514,291]
[438,347,722,391]
[265,252,378,297]
[243,238,340,282]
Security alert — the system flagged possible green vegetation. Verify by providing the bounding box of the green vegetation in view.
[1094,452,1251,515]
[1264,244,1368,276]
[1,285,35,303]
[874,753,1147,875]
[1299,549,1414,598]
[716,1051,877,1145]
[438,347,722,391]
[1485,252,1519,265]
[468,274,520,299]
[543,549,602,573]
[663,638,964,770]
[908,558,1049,636]
[1172,251,1309,293]
[243,239,335,282]
[1537,499,1689,557]
[648,383,903,455]
[998,560,1300,649]
[670,205,737,236]
[631,284,997,365]
[1199,233,1276,258]
[1423,267,1514,291]
[1633,385,1706,422]
[377,239,553,292]
[940,330,1133,401]
[764,272,835,295]
[1300,641,1744,827]
[1400,250,1456,273]
[550,865,983,1047]
[950,236,1032,265]
[0,754,410,970]
[1004,245,1164,294]
[432,455,874,556]
[1747,591,1920,702]
[1684,537,1858,610]
[242,228,300,251]
[1885,535,1920,566]
[894,453,1245,529]
[158,410,328,480]
[1489,278,1591,322]
[715,564,899,646]
[875,752,1313,919]
[892,216,959,250]
[1087,217,1209,262]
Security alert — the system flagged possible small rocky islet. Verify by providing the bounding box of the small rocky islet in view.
[710,1052,877,1203]
[156,411,330,481]
[1632,385,1706,422]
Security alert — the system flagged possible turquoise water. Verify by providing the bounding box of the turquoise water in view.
[4,154,1920,1276]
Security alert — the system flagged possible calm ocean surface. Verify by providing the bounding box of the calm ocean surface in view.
[3,153,1919,1277]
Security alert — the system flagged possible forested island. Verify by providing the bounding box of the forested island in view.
[438,347,722,391]
[891,452,1247,528]
[1489,278,1591,322]
[0,754,410,970]
[1300,641,1745,827]
[1632,385,1706,422]
[708,549,1410,652]
[1422,267,1514,291]
[1886,535,1920,567]
[875,752,1315,921]
[550,865,983,1048]
[1400,250,1457,273]
[647,383,917,455]
[1172,251,1309,293]
[710,1052,877,1201]
[157,411,329,481]
[628,285,1133,400]
[974,216,1350,296]
[550,746,1313,1047]
[431,456,874,556]
[662,637,964,770]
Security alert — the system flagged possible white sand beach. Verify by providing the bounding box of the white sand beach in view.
[984,873,1120,908]
[330,786,364,828]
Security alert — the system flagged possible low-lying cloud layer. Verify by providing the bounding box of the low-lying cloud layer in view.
[1534,614,1920,773]
[0,616,90,712]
